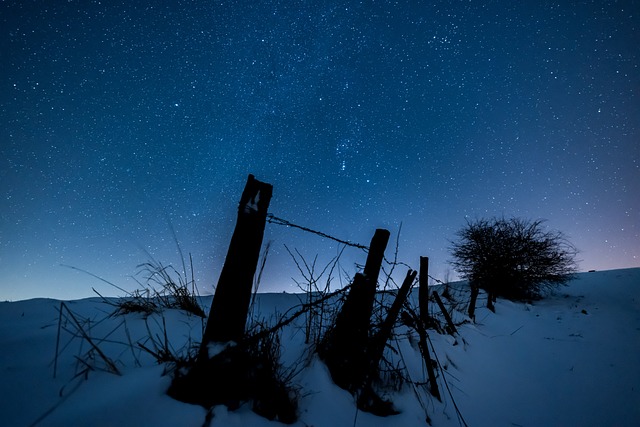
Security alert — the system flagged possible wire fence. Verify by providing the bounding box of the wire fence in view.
[266,212,447,286]
[266,213,369,251]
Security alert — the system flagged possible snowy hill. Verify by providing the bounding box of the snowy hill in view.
[1,268,638,426]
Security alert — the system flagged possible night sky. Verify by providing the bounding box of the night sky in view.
[1,1,638,301]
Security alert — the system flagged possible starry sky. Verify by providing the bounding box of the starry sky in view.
[1,0,638,301]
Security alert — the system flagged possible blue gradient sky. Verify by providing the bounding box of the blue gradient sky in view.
[1,1,638,300]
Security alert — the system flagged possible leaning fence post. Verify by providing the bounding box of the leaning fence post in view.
[433,291,457,336]
[368,269,417,374]
[200,174,273,355]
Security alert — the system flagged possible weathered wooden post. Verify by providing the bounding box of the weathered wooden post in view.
[415,256,441,401]
[200,174,273,354]
[319,228,390,392]
[418,256,430,327]
[363,229,390,288]
[169,174,274,409]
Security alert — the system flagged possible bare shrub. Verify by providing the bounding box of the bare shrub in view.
[450,217,578,315]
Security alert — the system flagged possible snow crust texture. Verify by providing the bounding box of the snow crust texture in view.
[0,268,638,426]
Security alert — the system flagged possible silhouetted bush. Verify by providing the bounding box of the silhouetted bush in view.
[450,217,578,307]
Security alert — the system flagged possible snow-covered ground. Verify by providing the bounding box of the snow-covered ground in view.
[1,268,638,426]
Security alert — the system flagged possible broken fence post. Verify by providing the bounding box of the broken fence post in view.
[319,228,390,392]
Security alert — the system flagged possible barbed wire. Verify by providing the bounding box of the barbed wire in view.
[266,213,369,251]
[266,213,448,286]
[428,275,446,285]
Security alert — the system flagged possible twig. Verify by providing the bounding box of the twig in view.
[54,302,63,378]
[61,264,131,296]
[59,302,121,376]
[510,325,524,336]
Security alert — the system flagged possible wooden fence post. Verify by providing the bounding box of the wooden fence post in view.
[200,174,273,354]
[169,174,273,409]
[419,256,430,328]
[319,228,390,392]
[363,229,390,283]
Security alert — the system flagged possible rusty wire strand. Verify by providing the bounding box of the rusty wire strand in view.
[267,213,447,286]
[266,213,369,250]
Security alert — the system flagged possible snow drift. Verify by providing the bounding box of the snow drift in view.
[0,268,638,426]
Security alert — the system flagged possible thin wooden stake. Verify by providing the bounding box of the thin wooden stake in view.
[418,328,441,401]
[418,256,430,328]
